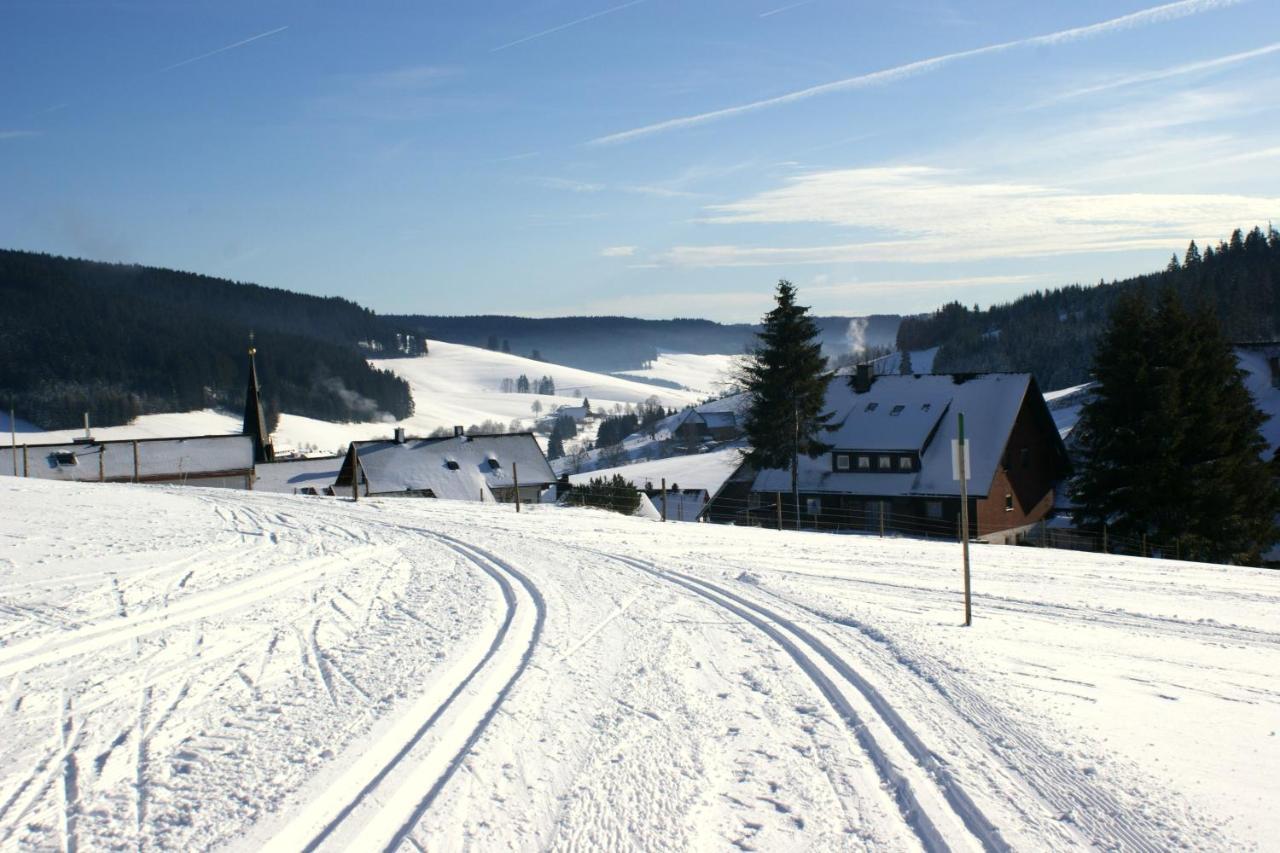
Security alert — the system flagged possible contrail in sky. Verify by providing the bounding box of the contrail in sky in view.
[589,0,1247,144]
[491,0,646,52]
[759,0,817,18]
[161,25,289,72]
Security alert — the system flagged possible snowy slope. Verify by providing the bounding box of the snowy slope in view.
[6,341,710,457]
[568,446,743,494]
[0,478,1274,850]
[613,352,738,396]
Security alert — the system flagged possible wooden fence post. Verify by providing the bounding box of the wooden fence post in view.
[775,491,782,531]
[879,501,885,537]
[661,478,667,522]
[132,441,140,483]
[1102,525,1108,554]
[513,462,521,513]
[98,446,105,482]
[22,445,28,477]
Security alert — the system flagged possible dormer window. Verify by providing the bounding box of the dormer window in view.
[445,460,460,470]
[52,452,77,466]
[865,402,878,412]
[890,405,905,416]
[486,458,501,471]
[921,403,931,412]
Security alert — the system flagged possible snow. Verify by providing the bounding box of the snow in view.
[1235,348,1280,452]
[5,341,709,457]
[568,445,743,495]
[0,477,1274,850]
[613,351,738,396]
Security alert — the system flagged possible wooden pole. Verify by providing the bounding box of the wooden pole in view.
[1141,532,1147,558]
[1102,525,1108,554]
[958,412,972,627]
[513,462,521,513]
[879,500,885,537]
[98,445,105,482]
[22,445,28,477]
[661,478,667,522]
[132,441,140,483]
[350,445,360,502]
[8,407,15,476]
[776,491,782,531]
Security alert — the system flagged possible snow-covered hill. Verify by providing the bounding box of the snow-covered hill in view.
[1,478,1273,850]
[568,445,743,495]
[613,352,738,397]
[5,341,717,456]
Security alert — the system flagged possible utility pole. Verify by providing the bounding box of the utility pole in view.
[661,478,667,522]
[792,401,801,531]
[957,412,972,627]
[513,462,521,513]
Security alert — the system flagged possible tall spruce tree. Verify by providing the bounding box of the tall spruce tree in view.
[741,280,833,528]
[1072,287,1278,564]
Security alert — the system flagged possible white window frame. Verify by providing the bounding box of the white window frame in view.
[878,455,893,470]
[835,453,851,471]
[857,455,871,470]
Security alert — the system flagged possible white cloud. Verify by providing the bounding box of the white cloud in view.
[600,245,637,257]
[649,165,1280,267]
[589,0,1247,145]
[0,130,41,140]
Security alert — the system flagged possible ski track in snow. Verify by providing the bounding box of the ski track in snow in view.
[0,478,1273,850]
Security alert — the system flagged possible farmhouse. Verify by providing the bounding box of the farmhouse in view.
[648,487,710,522]
[333,429,557,502]
[704,367,1070,543]
[252,455,344,495]
[669,393,746,444]
[0,434,255,488]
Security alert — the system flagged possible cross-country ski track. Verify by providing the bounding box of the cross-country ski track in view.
[0,478,1274,850]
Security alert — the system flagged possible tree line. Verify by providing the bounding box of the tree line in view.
[0,250,419,428]
[896,227,1280,389]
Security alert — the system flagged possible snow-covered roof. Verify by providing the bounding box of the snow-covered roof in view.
[696,392,748,415]
[348,433,556,499]
[753,373,1039,499]
[0,434,254,483]
[253,456,344,494]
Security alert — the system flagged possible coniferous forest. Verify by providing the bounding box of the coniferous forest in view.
[896,227,1280,389]
[0,250,419,429]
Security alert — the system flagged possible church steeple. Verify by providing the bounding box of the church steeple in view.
[243,332,274,463]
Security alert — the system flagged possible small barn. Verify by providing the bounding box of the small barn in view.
[333,430,557,502]
[1,434,256,488]
[704,369,1070,543]
[648,487,710,522]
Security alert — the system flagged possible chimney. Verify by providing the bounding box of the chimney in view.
[84,411,92,440]
[853,363,873,394]
[453,425,465,437]
[394,426,406,444]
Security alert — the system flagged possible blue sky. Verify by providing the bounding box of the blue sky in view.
[3,0,1278,321]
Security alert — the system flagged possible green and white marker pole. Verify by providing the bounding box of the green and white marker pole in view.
[957,412,972,627]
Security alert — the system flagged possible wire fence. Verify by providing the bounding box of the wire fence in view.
[556,485,1199,561]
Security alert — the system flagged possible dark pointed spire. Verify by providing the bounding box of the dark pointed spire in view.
[243,331,274,463]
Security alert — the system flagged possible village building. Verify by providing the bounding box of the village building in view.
[669,394,746,445]
[703,368,1070,543]
[333,429,557,502]
[1,433,256,488]
[647,487,710,522]
[251,454,344,495]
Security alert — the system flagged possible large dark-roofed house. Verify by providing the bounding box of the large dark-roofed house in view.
[334,431,557,502]
[704,369,1070,543]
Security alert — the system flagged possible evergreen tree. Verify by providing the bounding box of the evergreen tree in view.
[741,280,833,528]
[899,349,914,375]
[1072,287,1278,564]
[547,431,565,460]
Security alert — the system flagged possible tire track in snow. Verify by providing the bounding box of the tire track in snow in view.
[275,531,544,853]
[603,552,981,853]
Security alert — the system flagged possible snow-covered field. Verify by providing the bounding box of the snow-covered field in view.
[1,478,1275,851]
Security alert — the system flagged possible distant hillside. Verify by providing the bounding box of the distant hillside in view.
[391,314,900,373]
[896,227,1280,390]
[0,250,419,429]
